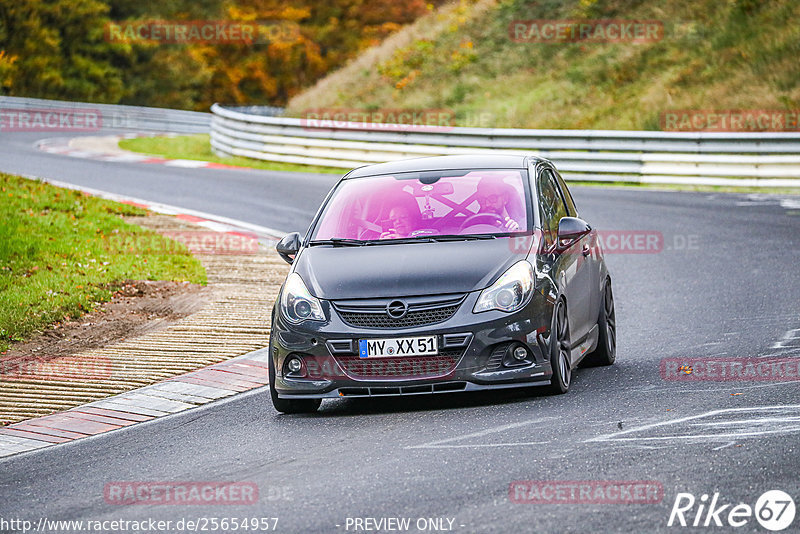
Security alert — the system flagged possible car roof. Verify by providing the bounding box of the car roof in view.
[343,154,549,179]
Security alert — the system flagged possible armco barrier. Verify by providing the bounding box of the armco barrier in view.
[210,104,800,186]
[1,96,210,134]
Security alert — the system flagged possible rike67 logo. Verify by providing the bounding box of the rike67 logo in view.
[668,490,796,531]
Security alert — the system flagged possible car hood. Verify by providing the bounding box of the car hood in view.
[293,238,527,300]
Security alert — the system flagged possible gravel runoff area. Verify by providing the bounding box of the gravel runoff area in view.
[0,213,289,425]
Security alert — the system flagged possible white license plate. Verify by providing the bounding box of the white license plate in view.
[358,336,438,358]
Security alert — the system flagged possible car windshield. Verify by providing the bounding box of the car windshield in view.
[311,169,529,242]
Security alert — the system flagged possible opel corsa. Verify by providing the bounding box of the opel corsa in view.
[269,155,616,413]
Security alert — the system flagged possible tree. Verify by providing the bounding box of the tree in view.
[0,0,125,102]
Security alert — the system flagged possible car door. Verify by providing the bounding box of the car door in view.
[554,169,601,325]
[536,167,593,349]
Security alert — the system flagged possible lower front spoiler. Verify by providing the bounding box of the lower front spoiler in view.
[277,379,551,399]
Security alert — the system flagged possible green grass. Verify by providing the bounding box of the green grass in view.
[287,0,800,131]
[0,173,206,352]
[118,134,799,194]
[119,134,344,174]
[278,0,800,193]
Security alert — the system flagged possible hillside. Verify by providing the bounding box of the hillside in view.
[0,0,436,110]
[285,0,800,130]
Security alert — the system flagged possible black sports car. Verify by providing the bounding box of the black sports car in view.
[268,155,616,413]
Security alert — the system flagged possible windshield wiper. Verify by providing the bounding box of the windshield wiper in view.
[308,238,371,247]
[369,237,435,245]
[429,234,498,242]
[363,234,499,245]
[308,234,499,247]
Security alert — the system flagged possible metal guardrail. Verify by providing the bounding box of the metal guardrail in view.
[0,96,210,134]
[210,103,800,186]
[220,105,285,117]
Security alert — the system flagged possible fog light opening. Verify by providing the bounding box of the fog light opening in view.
[287,357,303,373]
[502,343,531,367]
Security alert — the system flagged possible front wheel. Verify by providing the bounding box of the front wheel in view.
[545,299,571,395]
[268,355,321,414]
[583,280,616,367]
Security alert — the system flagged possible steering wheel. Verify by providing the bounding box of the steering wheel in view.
[459,212,506,230]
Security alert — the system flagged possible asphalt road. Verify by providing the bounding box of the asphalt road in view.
[1,131,800,533]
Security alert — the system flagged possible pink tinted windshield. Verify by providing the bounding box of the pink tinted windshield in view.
[312,170,529,241]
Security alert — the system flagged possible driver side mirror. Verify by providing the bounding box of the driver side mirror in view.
[276,232,302,264]
[557,217,591,249]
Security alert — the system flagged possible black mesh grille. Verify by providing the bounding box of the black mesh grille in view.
[485,344,508,370]
[334,350,463,379]
[337,304,460,328]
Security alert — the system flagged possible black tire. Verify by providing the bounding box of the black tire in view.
[583,280,616,367]
[268,355,321,414]
[545,299,571,395]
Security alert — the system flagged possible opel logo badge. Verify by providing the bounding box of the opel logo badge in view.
[386,300,408,319]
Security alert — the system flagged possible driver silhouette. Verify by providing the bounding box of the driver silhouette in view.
[475,179,524,231]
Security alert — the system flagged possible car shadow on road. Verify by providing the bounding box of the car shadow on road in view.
[269,363,629,418]
[281,384,566,418]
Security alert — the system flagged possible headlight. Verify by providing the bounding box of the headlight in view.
[473,261,534,314]
[280,273,325,323]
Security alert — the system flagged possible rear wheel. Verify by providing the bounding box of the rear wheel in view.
[545,299,571,395]
[268,355,321,414]
[583,280,616,367]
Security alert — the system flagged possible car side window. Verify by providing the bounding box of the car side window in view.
[553,171,578,217]
[537,169,568,249]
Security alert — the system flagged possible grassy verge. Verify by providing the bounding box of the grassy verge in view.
[119,134,344,174]
[119,135,799,194]
[287,0,800,131]
[0,173,206,352]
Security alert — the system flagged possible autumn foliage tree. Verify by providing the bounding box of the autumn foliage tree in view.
[0,0,126,102]
[0,0,434,109]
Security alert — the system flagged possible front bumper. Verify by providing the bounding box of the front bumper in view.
[271,291,555,399]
